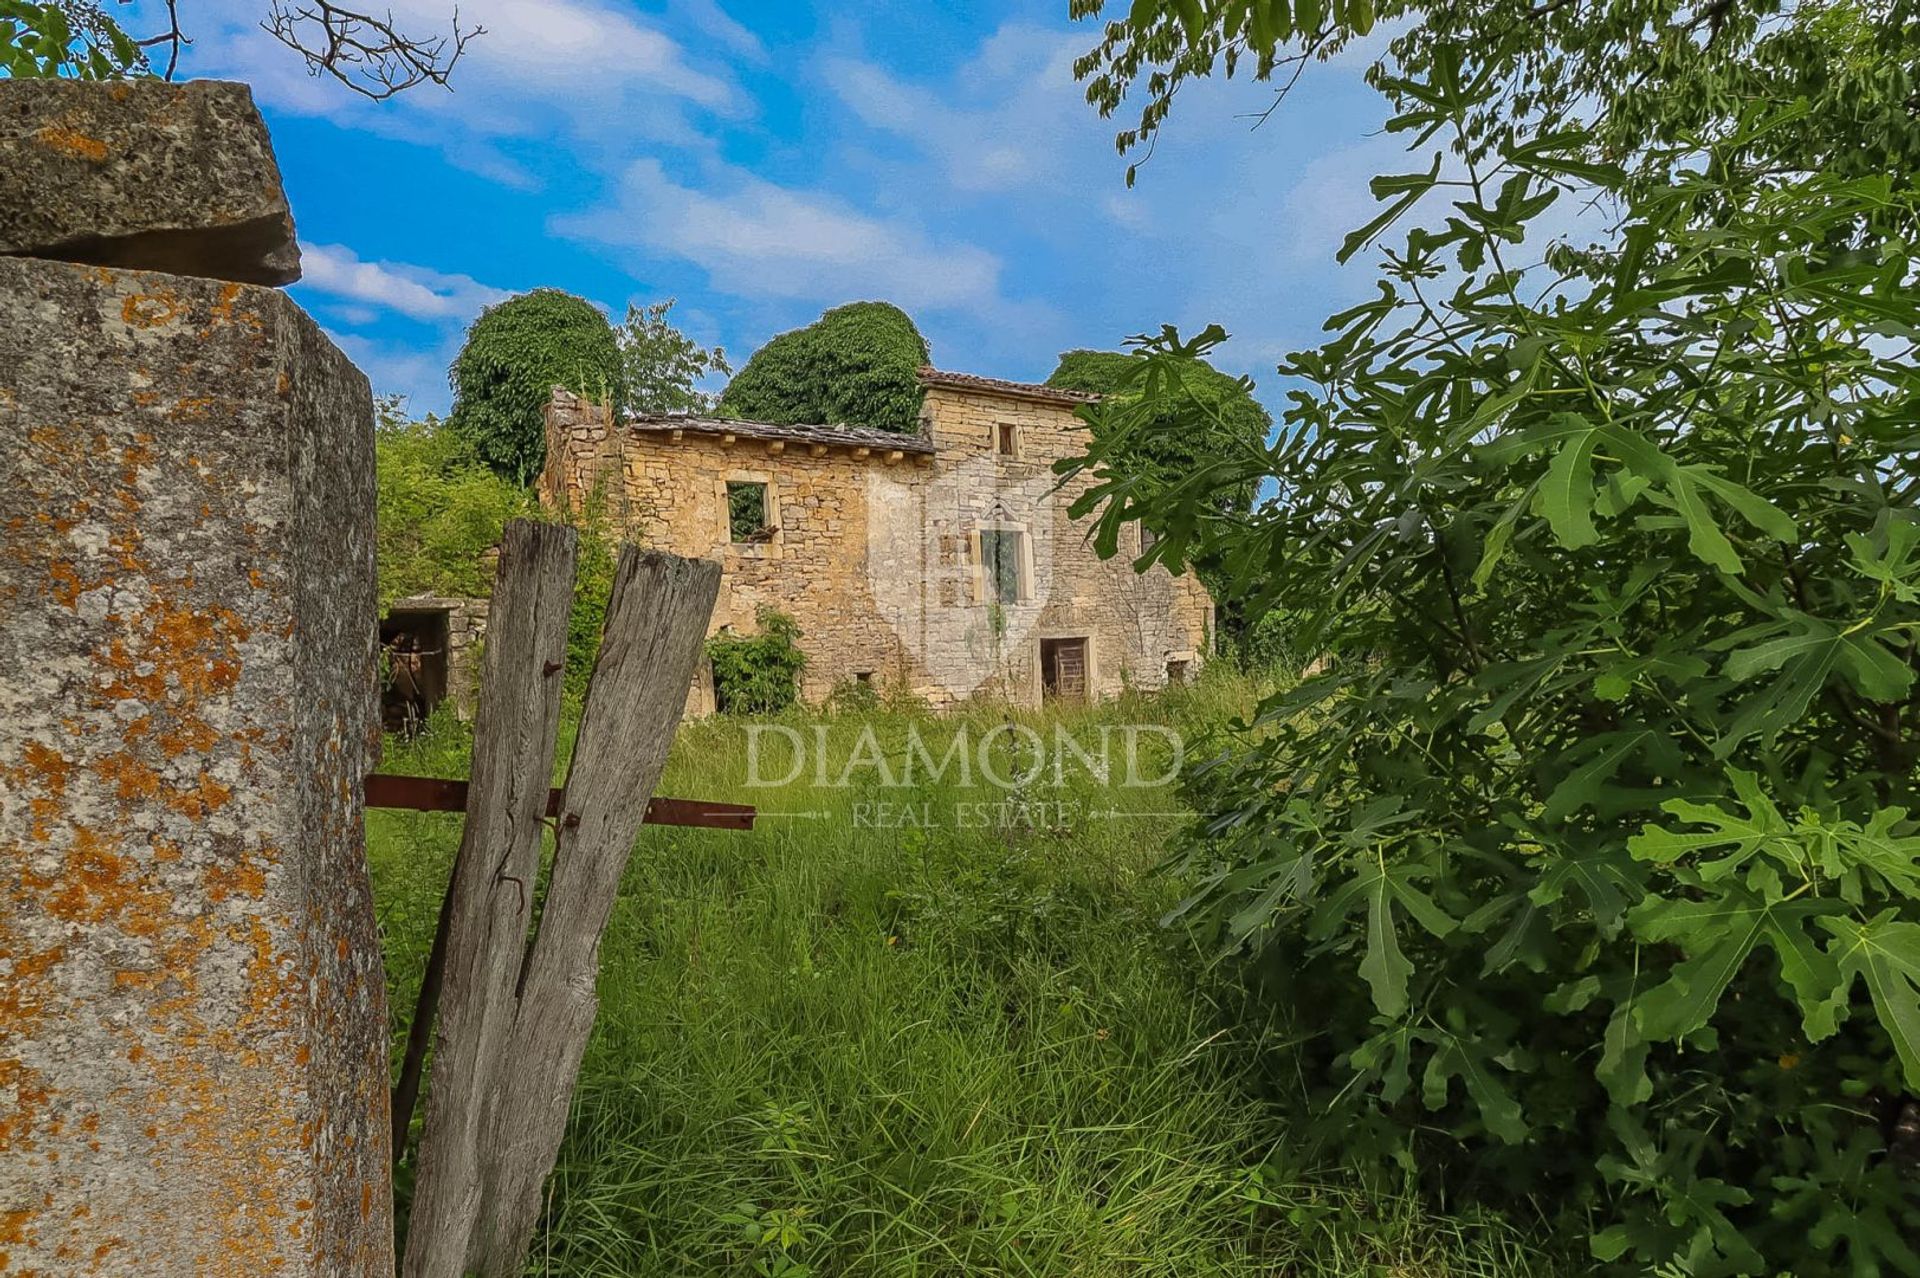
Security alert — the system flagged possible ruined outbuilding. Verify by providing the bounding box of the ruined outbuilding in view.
[541,369,1214,711]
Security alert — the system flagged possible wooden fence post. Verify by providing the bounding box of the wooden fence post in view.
[401,542,720,1278]
[401,520,578,1278]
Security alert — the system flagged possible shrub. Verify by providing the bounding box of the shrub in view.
[707,608,806,714]
[557,483,622,698]
[718,301,929,433]
[448,289,621,486]
[374,406,533,606]
[1066,5,1920,1273]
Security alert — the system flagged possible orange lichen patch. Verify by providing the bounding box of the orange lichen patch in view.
[33,827,172,939]
[44,560,83,609]
[156,719,217,759]
[169,397,218,422]
[34,125,108,160]
[120,292,183,330]
[205,857,266,903]
[91,752,161,803]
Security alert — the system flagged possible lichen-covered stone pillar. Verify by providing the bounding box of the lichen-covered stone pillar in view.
[0,81,391,1275]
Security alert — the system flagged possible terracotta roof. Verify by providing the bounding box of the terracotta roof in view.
[624,413,937,455]
[916,366,1099,406]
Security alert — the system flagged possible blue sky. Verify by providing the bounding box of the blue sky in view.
[130,0,1402,418]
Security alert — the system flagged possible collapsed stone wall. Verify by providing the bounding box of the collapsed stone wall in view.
[0,79,391,1275]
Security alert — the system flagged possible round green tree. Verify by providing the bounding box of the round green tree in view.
[718,301,929,433]
[448,289,622,486]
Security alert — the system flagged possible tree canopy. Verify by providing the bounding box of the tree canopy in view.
[447,288,622,487]
[616,298,730,416]
[1064,0,1920,1272]
[718,301,930,433]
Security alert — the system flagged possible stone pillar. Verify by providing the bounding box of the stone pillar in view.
[0,80,390,1276]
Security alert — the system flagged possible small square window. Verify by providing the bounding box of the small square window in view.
[980,529,1025,604]
[727,481,769,543]
[854,671,873,685]
[995,422,1018,456]
[1140,524,1159,555]
[1166,659,1190,685]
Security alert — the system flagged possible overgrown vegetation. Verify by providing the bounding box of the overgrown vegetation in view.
[1051,348,1274,648]
[448,288,622,486]
[371,683,1572,1275]
[374,398,533,607]
[1047,349,1270,519]
[1068,1,1920,1272]
[719,301,930,433]
[707,607,807,714]
[374,402,616,692]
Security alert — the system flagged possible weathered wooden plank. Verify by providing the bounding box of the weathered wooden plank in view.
[400,519,578,1278]
[469,547,721,1276]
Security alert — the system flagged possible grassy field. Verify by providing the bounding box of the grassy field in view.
[369,675,1564,1276]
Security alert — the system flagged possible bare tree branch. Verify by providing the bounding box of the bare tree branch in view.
[260,1,483,100]
[134,0,188,80]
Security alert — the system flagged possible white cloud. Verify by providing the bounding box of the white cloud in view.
[673,0,768,65]
[826,26,1098,197]
[153,0,745,182]
[296,243,512,323]
[324,329,459,411]
[556,158,1009,314]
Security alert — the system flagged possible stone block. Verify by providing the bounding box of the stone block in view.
[0,79,299,285]
[0,257,388,1273]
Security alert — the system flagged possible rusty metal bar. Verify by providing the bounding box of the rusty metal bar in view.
[365,773,754,830]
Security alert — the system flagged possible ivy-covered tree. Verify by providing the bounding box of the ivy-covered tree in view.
[447,288,622,487]
[718,301,929,433]
[616,298,730,416]
[1066,1,1920,1273]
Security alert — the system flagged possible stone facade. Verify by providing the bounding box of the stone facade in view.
[539,369,1213,712]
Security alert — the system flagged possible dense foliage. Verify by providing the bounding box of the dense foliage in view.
[706,608,807,714]
[373,401,615,695]
[616,298,730,415]
[1,0,141,78]
[719,302,930,433]
[1067,1,1920,1272]
[449,289,622,486]
[1047,349,1271,518]
[373,400,533,607]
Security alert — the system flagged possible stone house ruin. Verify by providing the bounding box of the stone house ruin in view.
[540,367,1214,713]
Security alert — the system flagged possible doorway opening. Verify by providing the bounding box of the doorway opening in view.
[1040,637,1089,702]
[380,607,451,734]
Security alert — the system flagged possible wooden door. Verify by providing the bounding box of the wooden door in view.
[1041,638,1088,701]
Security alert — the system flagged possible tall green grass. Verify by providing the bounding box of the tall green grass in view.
[368,672,1568,1275]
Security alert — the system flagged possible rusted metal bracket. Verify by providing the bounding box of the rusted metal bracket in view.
[365,773,754,830]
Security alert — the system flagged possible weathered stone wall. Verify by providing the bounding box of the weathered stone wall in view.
[541,382,1213,711]
[0,218,389,1276]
